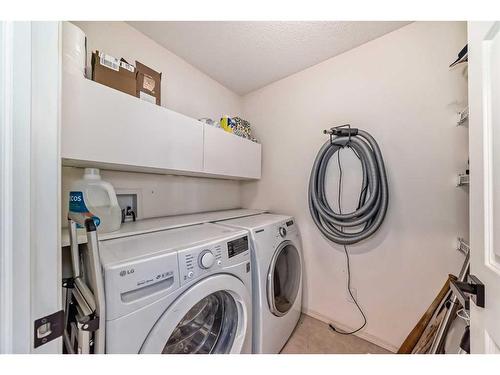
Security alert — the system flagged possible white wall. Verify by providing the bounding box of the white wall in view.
[62,22,243,224]
[61,167,241,225]
[241,22,469,351]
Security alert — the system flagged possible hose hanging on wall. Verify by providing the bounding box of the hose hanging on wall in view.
[309,125,389,335]
[308,125,389,245]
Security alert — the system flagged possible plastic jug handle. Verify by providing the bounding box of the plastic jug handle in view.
[102,182,119,206]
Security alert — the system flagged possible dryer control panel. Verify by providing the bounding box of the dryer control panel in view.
[276,219,298,239]
[284,219,297,231]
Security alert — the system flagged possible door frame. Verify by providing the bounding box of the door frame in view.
[0,21,61,354]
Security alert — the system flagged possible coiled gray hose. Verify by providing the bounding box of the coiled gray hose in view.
[308,128,388,245]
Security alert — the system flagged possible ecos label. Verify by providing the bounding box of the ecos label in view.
[69,191,101,227]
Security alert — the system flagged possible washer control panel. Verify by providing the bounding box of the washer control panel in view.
[178,235,249,286]
[178,243,223,285]
[227,236,249,258]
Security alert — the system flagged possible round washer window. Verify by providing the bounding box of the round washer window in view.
[268,242,301,317]
[162,291,238,354]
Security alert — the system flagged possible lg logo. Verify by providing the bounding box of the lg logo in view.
[120,269,134,277]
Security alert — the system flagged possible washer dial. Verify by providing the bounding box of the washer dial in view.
[198,250,215,269]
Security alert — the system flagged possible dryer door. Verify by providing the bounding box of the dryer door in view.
[140,274,251,354]
[267,240,302,317]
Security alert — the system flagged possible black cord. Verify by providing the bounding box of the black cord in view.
[329,147,368,335]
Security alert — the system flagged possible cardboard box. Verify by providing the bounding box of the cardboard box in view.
[91,51,136,97]
[135,61,161,105]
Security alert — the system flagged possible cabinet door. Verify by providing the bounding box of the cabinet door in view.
[203,125,261,179]
[62,74,204,174]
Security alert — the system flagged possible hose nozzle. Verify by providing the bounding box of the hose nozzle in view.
[323,125,358,137]
[331,127,358,137]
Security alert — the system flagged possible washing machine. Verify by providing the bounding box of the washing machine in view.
[216,214,303,353]
[96,223,252,353]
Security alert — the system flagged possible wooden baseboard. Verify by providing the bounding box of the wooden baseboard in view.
[302,308,398,353]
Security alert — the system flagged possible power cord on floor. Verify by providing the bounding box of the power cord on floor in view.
[329,147,367,335]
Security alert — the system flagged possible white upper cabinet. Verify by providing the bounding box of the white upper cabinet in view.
[62,74,204,175]
[203,124,262,179]
[61,73,261,180]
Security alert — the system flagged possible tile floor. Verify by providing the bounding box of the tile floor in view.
[280,314,392,354]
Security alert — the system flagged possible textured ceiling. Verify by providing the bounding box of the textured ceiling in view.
[127,21,411,95]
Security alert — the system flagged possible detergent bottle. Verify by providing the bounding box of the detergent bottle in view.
[69,168,121,233]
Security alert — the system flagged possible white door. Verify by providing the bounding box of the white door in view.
[0,21,61,354]
[469,21,500,354]
[140,274,251,354]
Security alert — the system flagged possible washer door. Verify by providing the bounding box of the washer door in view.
[267,240,302,317]
[140,274,251,354]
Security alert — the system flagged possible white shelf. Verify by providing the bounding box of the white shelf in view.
[457,173,470,186]
[456,106,469,126]
[61,72,261,180]
[457,237,470,255]
[61,208,268,247]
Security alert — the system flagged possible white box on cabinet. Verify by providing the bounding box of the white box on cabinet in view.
[203,125,262,179]
[61,74,204,175]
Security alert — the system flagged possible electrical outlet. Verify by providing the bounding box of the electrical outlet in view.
[346,287,357,304]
